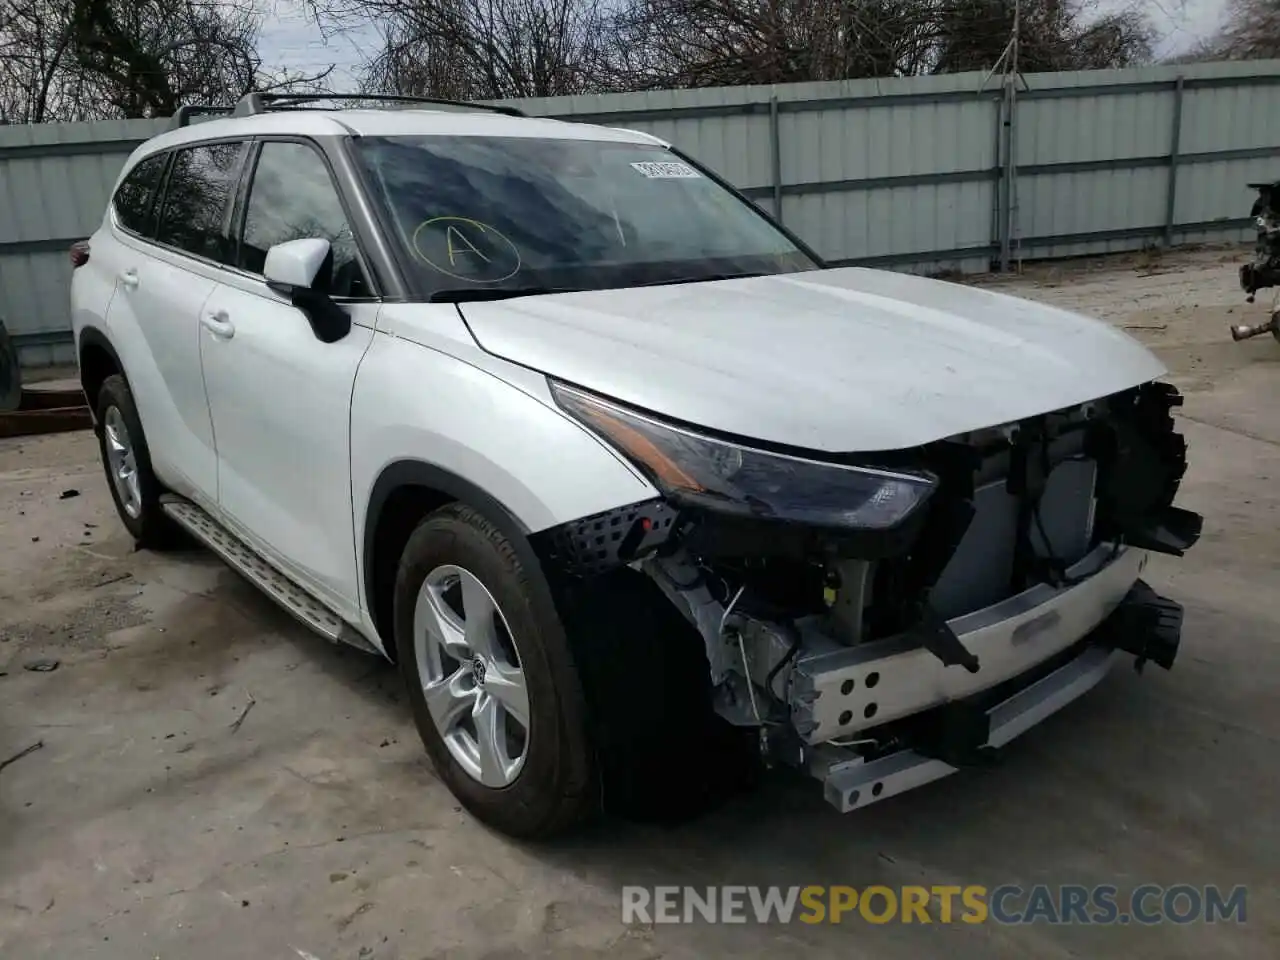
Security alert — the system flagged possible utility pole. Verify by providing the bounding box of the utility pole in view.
[979,0,1024,273]
[999,0,1021,272]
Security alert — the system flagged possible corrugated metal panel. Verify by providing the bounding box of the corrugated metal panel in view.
[1,117,168,365]
[780,91,997,270]
[1007,60,1280,262]
[1018,75,1168,261]
[4,62,1280,366]
[0,250,71,336]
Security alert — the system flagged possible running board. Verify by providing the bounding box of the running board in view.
[159,494,379,655]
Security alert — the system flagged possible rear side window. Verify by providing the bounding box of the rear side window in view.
[239,141,368,297]
[156,142,247,263]
[112,154,168,237]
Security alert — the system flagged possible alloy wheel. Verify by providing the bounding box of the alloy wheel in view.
[413,564,530,787]
[103,406,142,519]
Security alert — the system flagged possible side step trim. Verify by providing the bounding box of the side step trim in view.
[160,494,379,655]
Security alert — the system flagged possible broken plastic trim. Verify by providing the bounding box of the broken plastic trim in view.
[531,498,679,578]
[1088,382,1193,546]
[1093,578,1184,672]
[1121,505,1203,558]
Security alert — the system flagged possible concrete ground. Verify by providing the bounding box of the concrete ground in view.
[1,246,1278,959]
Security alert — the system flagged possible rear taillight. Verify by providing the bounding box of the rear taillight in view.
[69,241,90,268]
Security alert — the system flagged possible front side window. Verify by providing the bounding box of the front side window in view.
[156,141,246,263]
[352,135,817,300]
[239,141,367,297]
[112,153,168,237]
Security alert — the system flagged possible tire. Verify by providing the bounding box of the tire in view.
[95,374,179,548]
[394,503,597,839]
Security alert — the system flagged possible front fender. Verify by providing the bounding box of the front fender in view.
[350,329,658,603]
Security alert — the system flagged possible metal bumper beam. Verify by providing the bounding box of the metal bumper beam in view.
[812,577,1185,813]
[790,543,1149,744]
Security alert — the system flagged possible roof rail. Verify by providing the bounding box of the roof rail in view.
[173,104,235,128]
[229,92,526,119]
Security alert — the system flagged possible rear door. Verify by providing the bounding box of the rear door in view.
[73,152,167,381]
[103,141,248,507]
[199,138,378,619]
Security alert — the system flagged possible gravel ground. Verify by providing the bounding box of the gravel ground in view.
[1,246,1277,959]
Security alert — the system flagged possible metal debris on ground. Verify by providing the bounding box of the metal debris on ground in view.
[0,740,44,774]
[23,658,60,672]
[229,693,257,734]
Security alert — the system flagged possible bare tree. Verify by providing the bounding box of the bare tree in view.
[1202,0,1280,60]
[0,0,333,123]
[0,0,80,122]
[933,1,1153,74]
[611,0,1153,89]
[314,0,616,101]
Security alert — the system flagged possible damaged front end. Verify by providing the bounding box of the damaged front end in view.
[535,380,1202,812]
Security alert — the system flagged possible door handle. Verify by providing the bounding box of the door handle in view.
[201,311,235,339]
[118,269,139,290]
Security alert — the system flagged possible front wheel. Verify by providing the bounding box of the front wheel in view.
[394,503,597,839]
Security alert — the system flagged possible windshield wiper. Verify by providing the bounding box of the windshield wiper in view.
[431,272,766,303]
[429,285,574,303]
[636,272,767,288]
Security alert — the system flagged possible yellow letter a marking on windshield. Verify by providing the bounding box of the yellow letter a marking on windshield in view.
[446,225,491,266]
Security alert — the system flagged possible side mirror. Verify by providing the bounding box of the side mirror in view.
[264,237,330,288]
[263,238,351,344]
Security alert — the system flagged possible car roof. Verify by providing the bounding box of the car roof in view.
[133,108,668,159]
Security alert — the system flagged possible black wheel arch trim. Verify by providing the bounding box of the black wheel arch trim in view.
[363,459,553,654]
[76,325,126,425]
[77,325,123,368]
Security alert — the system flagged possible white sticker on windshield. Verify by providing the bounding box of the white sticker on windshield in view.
[630,161,701,179]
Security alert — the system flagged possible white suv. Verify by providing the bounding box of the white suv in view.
[71,93,1202,838]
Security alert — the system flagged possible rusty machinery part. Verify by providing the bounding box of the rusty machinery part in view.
[1234,180,1280,343]
[0,317,20,413]
[1240,180,1280,300]
[0,386,93,438]
[0,320,92,438]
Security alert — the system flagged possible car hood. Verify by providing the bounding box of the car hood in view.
[458,267,1166,452]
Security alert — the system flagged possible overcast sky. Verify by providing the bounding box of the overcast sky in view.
[258,0,1232,91]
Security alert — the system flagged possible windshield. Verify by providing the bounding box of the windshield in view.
[351,135,818,300]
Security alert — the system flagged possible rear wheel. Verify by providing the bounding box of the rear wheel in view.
[95,374,179,548]
[394,504,597,838]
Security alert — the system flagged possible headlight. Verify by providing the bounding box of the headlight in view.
[551,383,937,530]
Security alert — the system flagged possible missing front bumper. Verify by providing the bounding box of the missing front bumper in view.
[808,576,1184,813]
[789,543,1148,744]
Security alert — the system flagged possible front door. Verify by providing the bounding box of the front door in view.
[199,139,378,619]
